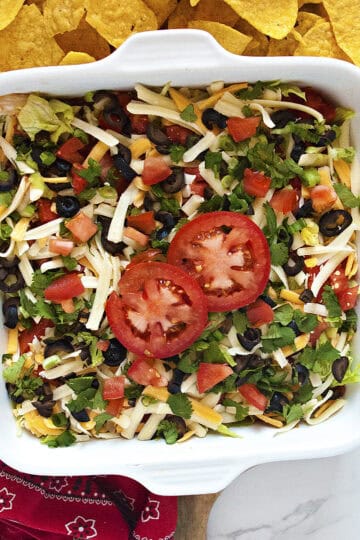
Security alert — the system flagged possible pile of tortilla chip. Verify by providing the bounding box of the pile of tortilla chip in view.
[0,0,359,72]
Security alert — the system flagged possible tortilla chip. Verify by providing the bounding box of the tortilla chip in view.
[143,0,177,26]
[190,0,201,5]
[168,0,239,29]
[298,0,322,6]
[294,19,351,61]
[59,51,96,65]
[323,0,360,66]
[295,12,322,35]
[0,4,64,71]
[235,18,269,56]
[188,20,252,55]
[85,0,158,48]
[223,0,298,39]
[55,17,110,60]
[268,34,299,56]
[55,16,110,59]
[43,0,85,36]
[0,0,25,31]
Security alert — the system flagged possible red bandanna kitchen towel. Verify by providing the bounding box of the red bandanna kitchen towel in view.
[0,461,177,540]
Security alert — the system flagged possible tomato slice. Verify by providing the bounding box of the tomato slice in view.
[105,398,124,416]
[197,363,233,393]
[49,238,74,256]
[102,376,125,400]
[126,211,156,234]
[44,273,85,302]
[127,357,167,387]
[19,319,53,354]
[167,211,271,312]
[105,262,208,358]
[246,299,274,327]
[165,125,193,145]
[65,212,98,242]
[227,116,260,142]
[243,168,271,197]
[238,383,267,412]
[142,157,172,186]
[310,185,337,213]
[56,137,85,163]
[270,188,297,214]
[71,163,88,194]
[337,286,358,311]
[36,199,57,224]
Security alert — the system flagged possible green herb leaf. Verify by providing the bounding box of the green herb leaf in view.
[66,376,95,394]
[93,388,107,411]
[170,144,186,163]
[160,197,180,215]
[42,430,76,448]
[270,243,289,266]
[30,269,64,297]
[322,285,342,319]
[0,222,12,240]
[283,403,303,424]
[293,310,318,333]
[67,388,97,413]
[236,81,266,100]
[94,412,113,433]
[205,151,223,178]
[77,158,101,186]
[167,393,193,419]
[222,398,249,421]
[274,304,294,326]
[2,356,25,384]
[261,324,296,353]
[156,419,179,444]
[180,104,197,123]
[51,413,69,428]
[203,342,236,367]
[61,255,78,271]
[124,384,144,400]
[77,332,104,366]
[232,311,248,334]
[248,142,303,189]
[298,342,340,376]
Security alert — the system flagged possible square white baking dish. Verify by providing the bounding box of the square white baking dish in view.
[0,29,359,496]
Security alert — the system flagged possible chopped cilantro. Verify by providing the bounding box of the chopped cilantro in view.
[261,324,296,353]
[298,342,340,377]
[232,311,248,334]
[94,413,113,433]
[77,158,101,186]
[205,151,223,178]
[77,332,104,366]
[248,142,303,189]
[222,398,249,421]
[270,242,289,266]
[30,269,64,297]
[322,285,342,320]
[170,144,186,163]
[0,222,11,241]
[203,342,236,367]
[282,403,303,424]
[180,104,197,123]
[274,304,294,326]
[124,383,143,400]
[66,376,95,394]
[167,393,193,419]
[160,197,180,215]
[42,430,76,448]
[156,419,179,444]
[51,413,69,428]
[61,255,78,271]
[236,81,267,100]
[293,310,318,333]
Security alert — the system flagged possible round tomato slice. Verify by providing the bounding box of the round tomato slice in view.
[167,211,271,312]
[105,262,208,358]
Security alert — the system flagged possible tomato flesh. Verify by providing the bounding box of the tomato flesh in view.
[71,163,88,194]
[65,212,98,242]
[165,125,193,145]
[126,211,156,234]
[103,376,125,400]
[127,249,165,269]
[238,383,267,412]
[243,168,271,197]
[105,262,208,358]
[56,137,85,163]
[19,319,53,354]
[105,398,124,416]
[227,116,260,142]
[44,273,85,302]
[338,286,358,311]
[127,357,167,387]
[36,199,57,224]
[49,238,74,256]
[197,363,233,393]
[142,157,172,186]
[167,211,271,312]
[310,185,337,213]
[270,188,297,214]
[246,299,274,327]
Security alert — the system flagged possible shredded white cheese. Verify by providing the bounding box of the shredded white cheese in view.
[71,118,119,147]
[310,251,350,297]
[198,161,225,196]
[107,182,137,243]
[24,218,63,241]
[134,84,176,110]
[182,131,217,163]
[18,254,34,287]
[86,260,112,331]
[126,101,204,135]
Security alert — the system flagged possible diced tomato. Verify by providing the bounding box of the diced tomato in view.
[246,299,274,327]
[49,238,74,256]
[116,91,133,108]
[309,321,329,346]
[60,299,75,313]
[243,168,271,197]
[97,340,110,352]
[129,114,149,134]
[105,262,208,358]
[103,376,125,400]
[329,266,348,294]
[165,125,193,145]
[44,273,85,302]
[65,212,98,242]
[71,163,88,194]
[127,248,165,269]
[184,166,203,182]
[126,211,156,234]
[304,88,337,123]
[127,357,167,387]
[270,188,297,214]
[36,199,57,224]
[238,383,267,412]
[227,116,260,142]
[167,212,270,312]
[197,363,233,393]
[142,157,172,186]
[310,185,337,213]
[123,226,149,247]
[337,286,358,311]
[56,137,85,163]
[19,319,53,354]
[190,181,207,196]
[105,398,124,416]
[99,152,129,194]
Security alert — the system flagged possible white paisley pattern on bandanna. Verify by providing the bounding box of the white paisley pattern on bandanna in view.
[65,515,97,539]
[0,487,15,513]
[48,477,69,493]
[141,499,160,523]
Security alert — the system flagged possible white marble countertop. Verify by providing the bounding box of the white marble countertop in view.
[208,446,359,540]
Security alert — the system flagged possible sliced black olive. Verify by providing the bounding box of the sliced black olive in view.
[91,378,100,389]
[146,123,171,146]
[79,345,91,362]
[319,210,352,237]
[99,216,126,255]
[164,415,186,438]
[268,392,289,413]
[71,409,90,422]
[155,227,169,240]
[299,289,314,303]
[6,383,24,403]
[35,382,53,401]
[33,400,56,418]
[201,108,227,130]
[102,108,129,133]
[128,398,137,407]
[168,382,181,394]
[246,204,255,216]
[2,297,19,329]
[290,138,306,162]
[156,144,171,155]
[0,169,17,192]
[270,109,297,128]
[117,143,132,164]
[44,339,74,358]
[0,255,19,269]
[93,90,119,110]
[295,364,309,385]
[103,337,127,366]
[160,168,185,193]
[30,145,45,168]
[260,295,277,308]
[238,328,261,351]
[332,356,349,383]
[247,354,266,369]
[56,195,80,218]
[282,252,304,276]
[113,154,137,182]
[154,211,176,229]
[293,199,314,219]
[287,320,301,337]
[219,316,233,334]
[0,267,24,293]
[55,157,72,173]
[313,129,337,147]
[203,187,214,200]
[332,385,346,399]
[233,355,250,373]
